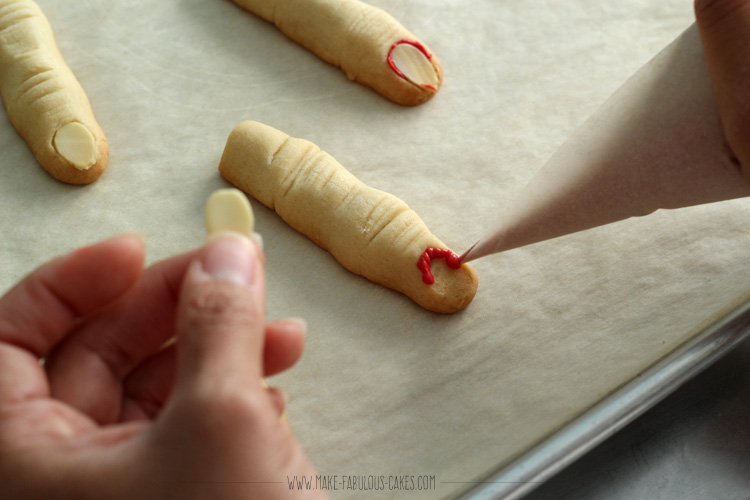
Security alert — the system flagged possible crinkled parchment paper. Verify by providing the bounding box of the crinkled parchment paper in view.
[2,1,750,499]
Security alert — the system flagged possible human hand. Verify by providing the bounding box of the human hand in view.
[695,0,750,184]
[0,233,328,499]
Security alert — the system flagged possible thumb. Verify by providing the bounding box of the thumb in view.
[146,234,325,498]
[174,233,266,392]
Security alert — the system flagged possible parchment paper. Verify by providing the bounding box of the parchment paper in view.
[2,1,750,499]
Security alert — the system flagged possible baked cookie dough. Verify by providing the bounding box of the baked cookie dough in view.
[0,0,108,184]
[231,0,443,106]
[218,121,477,313]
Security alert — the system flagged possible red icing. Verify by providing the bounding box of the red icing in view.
[417,247,462,285]
[387,39,436,90]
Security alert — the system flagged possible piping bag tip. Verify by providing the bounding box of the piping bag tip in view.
[459,241,480,264]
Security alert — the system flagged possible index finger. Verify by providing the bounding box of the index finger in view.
[0,235,145,358]
[0,235,144,403]
[44,247,200,424]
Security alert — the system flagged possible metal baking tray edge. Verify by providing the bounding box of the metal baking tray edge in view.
[456,293,750,500]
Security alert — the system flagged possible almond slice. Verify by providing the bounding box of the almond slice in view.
[53,122,96,170]
[387,40,439,90]
[205,188,255,236]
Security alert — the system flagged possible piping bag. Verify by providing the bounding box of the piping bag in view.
[461,25,750,263]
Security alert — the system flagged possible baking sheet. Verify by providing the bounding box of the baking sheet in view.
[459,296,750,500]
[3,1,750,499]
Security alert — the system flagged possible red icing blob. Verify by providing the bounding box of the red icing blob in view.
[417,247,462,285]
[387,39,436,90]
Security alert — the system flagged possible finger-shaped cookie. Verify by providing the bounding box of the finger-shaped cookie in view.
[219,121,477,313]
[231,0,442,106]
[0,0,108,184]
